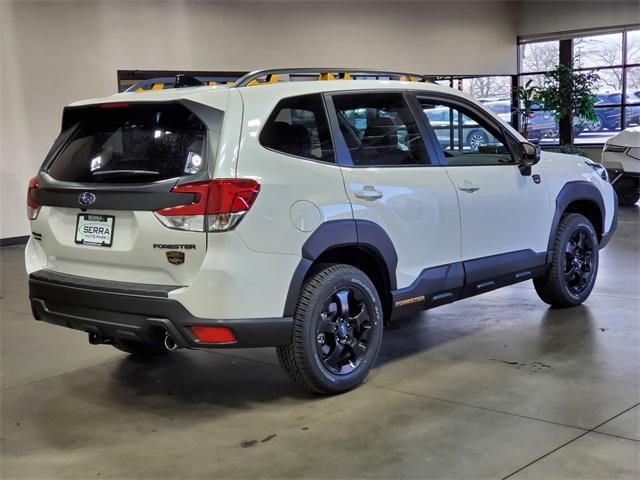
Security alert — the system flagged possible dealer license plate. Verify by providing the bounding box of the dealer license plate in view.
[75,214,115,247]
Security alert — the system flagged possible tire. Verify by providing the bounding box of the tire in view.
[277,264,384,395]
[113,339,169,356]
[533,213,599,308]
[619,192,640,206]
[466,130,489,150]
[587,114,605,132]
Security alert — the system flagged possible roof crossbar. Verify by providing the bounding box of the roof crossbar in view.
[233,68,431,87]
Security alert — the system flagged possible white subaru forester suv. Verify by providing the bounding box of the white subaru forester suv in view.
[26,69,617,394]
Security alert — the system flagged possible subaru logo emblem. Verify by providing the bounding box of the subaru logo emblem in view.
[78,192,96,207]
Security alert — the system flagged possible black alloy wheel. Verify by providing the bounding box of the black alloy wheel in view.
[563,228,595,295]
[315,287,374,375]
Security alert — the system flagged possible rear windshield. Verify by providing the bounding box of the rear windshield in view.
[47,103,206,183]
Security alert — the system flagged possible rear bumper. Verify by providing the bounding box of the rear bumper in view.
[28,270,293,349]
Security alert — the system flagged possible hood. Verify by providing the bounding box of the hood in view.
[606,127,640,148]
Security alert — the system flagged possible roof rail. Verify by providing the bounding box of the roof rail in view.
[233,68,431,87]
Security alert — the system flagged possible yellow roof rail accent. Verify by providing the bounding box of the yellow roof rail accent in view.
[319,72,352,81]
[151,83,164,91]
[246,74,279,86]
[319,72,336,81]
[401,75,421,82]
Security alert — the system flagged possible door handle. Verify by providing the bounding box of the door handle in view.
[458,181,480,193]
[354,185,384,201]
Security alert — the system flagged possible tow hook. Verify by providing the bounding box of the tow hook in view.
[164,333,178,351]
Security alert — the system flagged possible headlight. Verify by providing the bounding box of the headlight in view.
[627,147,640,160]
[604,144,627,153]
[585,160,609,182]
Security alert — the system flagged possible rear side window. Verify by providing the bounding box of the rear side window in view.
[47,103,206,183]
[260,94,334,162]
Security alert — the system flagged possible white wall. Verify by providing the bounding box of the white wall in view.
[1,0,519,239]
[518,0,640,37]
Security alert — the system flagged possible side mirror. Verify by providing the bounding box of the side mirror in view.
[518,141,540,176]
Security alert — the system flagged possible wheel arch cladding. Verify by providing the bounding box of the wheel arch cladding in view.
[283,220,398,317]
[549,181,605,253]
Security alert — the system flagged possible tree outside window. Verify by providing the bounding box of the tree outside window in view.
[518,28,640,146]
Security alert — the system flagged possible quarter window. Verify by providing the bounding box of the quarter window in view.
[419,99,514,166]
[332,92,431,166]
[260,94,334,162]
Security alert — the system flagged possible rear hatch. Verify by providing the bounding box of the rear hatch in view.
[29,101,220,287]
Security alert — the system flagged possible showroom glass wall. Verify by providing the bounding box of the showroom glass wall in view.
[430,75,517,126]
[519,26,640,145]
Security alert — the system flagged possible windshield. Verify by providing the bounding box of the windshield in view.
[47,103,206,183]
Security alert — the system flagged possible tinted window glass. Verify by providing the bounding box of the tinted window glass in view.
[420,99,514,166]
[332,92,430,166]
[260,94,334,162]
[47,103,206,183]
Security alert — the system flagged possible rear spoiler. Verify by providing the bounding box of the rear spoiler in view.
[125,74,241,92]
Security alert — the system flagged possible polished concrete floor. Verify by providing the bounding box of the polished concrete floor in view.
[1,208,639,479]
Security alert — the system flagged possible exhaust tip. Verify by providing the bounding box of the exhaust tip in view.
[164,333,178,351]
[88,332,102,345]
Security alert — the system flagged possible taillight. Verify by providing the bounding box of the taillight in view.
[27,177,41,220]
[99,102,130,109]
[190,326,237,344]
[155,179,260,232]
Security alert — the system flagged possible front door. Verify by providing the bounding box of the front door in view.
[417,94,552,262]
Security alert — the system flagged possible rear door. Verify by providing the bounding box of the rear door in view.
[29,101,221,286]
[326,91,461,290]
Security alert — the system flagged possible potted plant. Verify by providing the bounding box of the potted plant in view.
[513,79,538,139]
[535,64,600,146]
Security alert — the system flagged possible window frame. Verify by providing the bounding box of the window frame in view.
[323,89,441,168]
[517,25,640,146]
[258,93,337,165]
[411,91,520,167]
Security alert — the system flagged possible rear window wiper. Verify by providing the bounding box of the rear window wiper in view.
[91,170,160,178]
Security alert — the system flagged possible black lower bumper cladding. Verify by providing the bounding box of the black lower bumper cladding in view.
[28,270,293,349]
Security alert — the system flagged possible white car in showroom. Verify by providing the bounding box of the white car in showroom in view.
[602,126,640,206]
[25,69,617,394]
